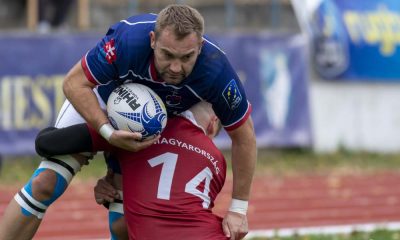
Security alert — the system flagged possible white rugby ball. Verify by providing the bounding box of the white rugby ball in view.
[107,83,167,140]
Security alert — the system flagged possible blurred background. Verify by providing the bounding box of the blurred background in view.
[1,0,400,239]
[1,0,400,156]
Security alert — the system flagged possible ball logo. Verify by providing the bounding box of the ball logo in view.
[107,83,167,140]
[116,91,167,138]
[112,86,141,111]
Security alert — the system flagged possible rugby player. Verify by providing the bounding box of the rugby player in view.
[0,4,256,240]
[36,102,233,239]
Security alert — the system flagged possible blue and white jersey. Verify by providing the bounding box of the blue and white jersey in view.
[82,14,251,131]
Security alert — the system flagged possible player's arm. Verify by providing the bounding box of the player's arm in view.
[223,116,256,240]
[63,62,109,132]
[36,125,120,205]
[62,61,158,152]
[228,116,256,202]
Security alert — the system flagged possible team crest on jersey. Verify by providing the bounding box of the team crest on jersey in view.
[166,94,182,106]
[222,79,242,110]
[100,39,117,64]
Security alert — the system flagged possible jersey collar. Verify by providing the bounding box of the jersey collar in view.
[149,56,164,83]
[179,110,207,135]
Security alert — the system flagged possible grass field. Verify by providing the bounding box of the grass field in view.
[2,149,400,184]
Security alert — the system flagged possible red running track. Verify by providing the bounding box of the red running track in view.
[1,172,400,239]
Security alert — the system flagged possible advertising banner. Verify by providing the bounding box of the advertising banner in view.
[0,34,99,155]
[0,33,312,155]
[212,33,312,148]
[292,0,400,80]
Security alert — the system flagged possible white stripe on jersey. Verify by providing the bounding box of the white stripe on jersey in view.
[185,85,204,101]
[120,18,224,55]
[203,38,226,55]
[120,20,156,26]
[120,69,183,90]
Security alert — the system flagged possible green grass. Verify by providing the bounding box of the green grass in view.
[0,154,108,186]
[223,148,400,177]
[2,149,400,185]
[248,229,400,240]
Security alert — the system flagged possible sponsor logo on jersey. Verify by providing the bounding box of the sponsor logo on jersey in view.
[222,79,242,110]
[101,39,117,64]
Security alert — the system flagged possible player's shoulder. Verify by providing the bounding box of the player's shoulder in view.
[121,13,157,27]
[109,13,156,39]
[197,35,230,73]
[191,35,232,84]
[201,35,226,59]
[107,13,156,52]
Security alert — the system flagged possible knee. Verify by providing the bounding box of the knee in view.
[16,168,68,219]
[30,170,58,201]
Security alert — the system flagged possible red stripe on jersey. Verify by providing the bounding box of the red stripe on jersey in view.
[224,103,252,132]
[149,56,164,83]
[81,55,99,85]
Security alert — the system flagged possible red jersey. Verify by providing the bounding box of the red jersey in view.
[90,116,228,240]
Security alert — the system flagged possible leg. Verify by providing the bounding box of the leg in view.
[0,90,105,239]
[0,200,40,240]
[109,173,128,240]
[0,98,96,239]
[0,156,84,240]
[105,154,128,240]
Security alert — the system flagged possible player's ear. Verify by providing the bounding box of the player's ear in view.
[150,31,156,49]
[206,116,219,138]
[199,39,204,54]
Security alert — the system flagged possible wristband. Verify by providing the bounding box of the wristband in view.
[99,123,115,142]
[228,198,248,215]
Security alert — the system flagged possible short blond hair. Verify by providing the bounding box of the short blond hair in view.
[155,4,204,40]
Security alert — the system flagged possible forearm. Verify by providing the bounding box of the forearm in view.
[229,118,257,201]
[231,137,256,200]
[62,61,109,131]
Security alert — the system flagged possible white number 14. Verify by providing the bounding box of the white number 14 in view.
[148,152,213,208]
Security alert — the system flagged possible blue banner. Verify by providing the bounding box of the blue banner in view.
[0,33,100,155]
[0,33,312,155]
[212,33,312,148]
[292,0,400,80]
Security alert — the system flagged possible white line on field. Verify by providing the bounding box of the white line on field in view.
[245,221,400,239]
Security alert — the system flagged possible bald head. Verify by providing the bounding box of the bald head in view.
[189,102,221,138]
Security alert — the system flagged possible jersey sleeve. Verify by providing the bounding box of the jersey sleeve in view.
[209,59,252,131]
[81,23,128,85]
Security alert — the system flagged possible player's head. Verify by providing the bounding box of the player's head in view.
[190,101,221,139]
[150,4,204,85]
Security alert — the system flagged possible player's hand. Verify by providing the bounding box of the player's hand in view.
[222,211,248,240]
[109,130,160,152]
[71,152,96,166]
[94,170,119,204]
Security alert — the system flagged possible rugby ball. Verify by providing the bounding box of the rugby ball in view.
[107,83,167,140]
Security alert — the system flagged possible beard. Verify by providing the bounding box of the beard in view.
[160,71,186,85]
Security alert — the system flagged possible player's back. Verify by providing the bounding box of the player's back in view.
[117,116,228,239]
